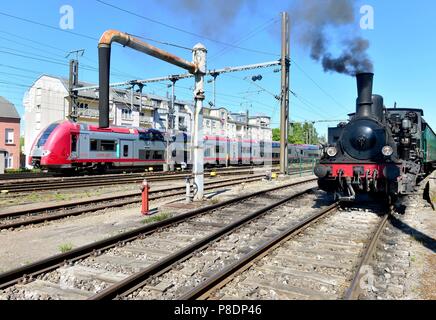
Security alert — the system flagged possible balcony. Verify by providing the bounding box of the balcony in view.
[140,115,153,124]
[77,108,99,119]
[77,108,114,120]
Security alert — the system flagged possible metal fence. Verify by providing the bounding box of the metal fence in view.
[288,158,319,176]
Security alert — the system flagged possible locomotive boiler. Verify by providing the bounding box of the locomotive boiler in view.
[314,72,436,201]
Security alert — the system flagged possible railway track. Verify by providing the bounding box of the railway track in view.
[0,173,299,230]
[0,180,392,300]
[184,204,389,300]
[0,177,317,299]
[0,167,289,193]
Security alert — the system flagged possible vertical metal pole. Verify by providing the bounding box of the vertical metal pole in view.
[192,43,207,201]
[130,85,134,110]
[171,80,176,130]
[69,59,79,121]
[213,77,216,107]
[280,12,290,175]
[312,122,315,144]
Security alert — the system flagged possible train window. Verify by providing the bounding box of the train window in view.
[71,135,77,152]
[205,148,210,157]
[90,139,98,151]
[152,132,165,142]
[123,145,129,157]
[146,150,151,159]
[216,146,220,153]
[153,151,164,160]
[100,140,116,151]
[36,123,58,147]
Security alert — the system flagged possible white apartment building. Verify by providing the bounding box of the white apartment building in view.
[202,107,272,141]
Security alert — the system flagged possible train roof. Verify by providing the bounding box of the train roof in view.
[60,120,167,135]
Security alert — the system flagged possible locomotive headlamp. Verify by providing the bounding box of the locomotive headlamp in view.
[42,150,51,157]
[382,145,393,156]
[326,146,338,157]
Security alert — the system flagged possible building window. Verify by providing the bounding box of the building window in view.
[5,129,14,144]
[4,152,13,169]
[121,108,133,120]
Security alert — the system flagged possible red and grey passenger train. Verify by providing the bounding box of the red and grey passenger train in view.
[29,120,320,173]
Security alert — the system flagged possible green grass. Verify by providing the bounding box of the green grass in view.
[27,193,40,202]
[210,197,220,204]
[142,212,172,224]
[59,243,73,253]
[54,193,67,201]
[4,168,41,174]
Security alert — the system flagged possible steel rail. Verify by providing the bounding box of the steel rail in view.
[0,168,284,193]
[0,178,316,290]
[0,166,270,185]
[89,187,317,300]
[0,174,290,229]
[343,213,390,300]
[178,202,340,300]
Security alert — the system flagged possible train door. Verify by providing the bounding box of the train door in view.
[79,133,89,159]
[120,140,134,167]
[70,134,78,160]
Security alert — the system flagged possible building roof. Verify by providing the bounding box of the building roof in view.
[0,96,20,119]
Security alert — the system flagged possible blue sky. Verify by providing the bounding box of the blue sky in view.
[0,0,435,138]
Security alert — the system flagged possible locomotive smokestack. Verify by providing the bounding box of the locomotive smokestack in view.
[98,44,111,128]
[356,72,374,118]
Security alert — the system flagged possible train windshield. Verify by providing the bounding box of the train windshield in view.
[36,123,58,147]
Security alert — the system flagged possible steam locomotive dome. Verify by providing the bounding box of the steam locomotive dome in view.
[340,118,386,160]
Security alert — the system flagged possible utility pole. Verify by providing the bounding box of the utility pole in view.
[311,121,315,144]
[210,72,218,107]
[165,77,178,171]
[67,49,84,122]
[68,59,79,121]
[192,43,207,201]
[280,11,290,174]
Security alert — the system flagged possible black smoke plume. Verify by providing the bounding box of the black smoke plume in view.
[289,0,373,76]
[161,0,253,38]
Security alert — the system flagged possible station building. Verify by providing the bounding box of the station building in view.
[23,75,272,167]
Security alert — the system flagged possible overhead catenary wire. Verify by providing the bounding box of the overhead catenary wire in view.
[95,0,280,57]
[209,16,280,61]
[290,58,351,113]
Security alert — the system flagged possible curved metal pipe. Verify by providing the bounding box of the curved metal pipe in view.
[98,30,197,128]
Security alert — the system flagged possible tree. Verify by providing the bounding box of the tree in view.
[272,128,280,141]
[272,122,321,145]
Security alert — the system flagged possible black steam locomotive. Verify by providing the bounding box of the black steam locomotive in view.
[314,73,436,201]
